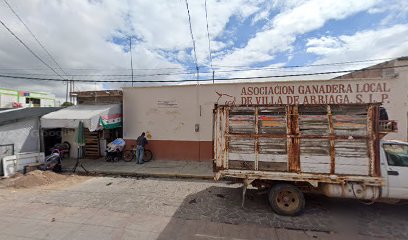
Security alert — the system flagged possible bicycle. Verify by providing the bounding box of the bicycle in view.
[123,146,153,162]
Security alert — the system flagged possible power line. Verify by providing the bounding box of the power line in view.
[184,0,199,81]
[0,67,189,71]
[0,64,407,83]
[129,37,134,86]
[204,0,214,83]
[213,57,394,69]
[0,18,66,80]
[0,57,404,77]
[0,67,311,77]
[2,0,68,77]
[0,67,189,72]
[208,57,398,74]
[0,71,195,77]
[3,0,73,102]
[0,57,398,72]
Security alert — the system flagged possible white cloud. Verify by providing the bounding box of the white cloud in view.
[368,0,408,23]
[251,0,309,25]
[306,36,343,55]
[215,0,380,66]
[306,24,408,65]
[125,0,261,64]
[0,0,264,100]
[0,0,407,101]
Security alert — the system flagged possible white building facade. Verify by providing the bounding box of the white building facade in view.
[123,59,408,161]
[0,88,56,108]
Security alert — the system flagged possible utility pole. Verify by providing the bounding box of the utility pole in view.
[72,78,75,104]
[65,80,69,103]
[69,80,71,103]
[129,37,134,87]
[70,77,74,103]
[196,66,199,84]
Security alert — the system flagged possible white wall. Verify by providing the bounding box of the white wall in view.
[0,95,18,108]
[124,76,408,143]
[395,60,408,141]
[0,118,40,153]
[62,128,78,158]
[40,98,56,107]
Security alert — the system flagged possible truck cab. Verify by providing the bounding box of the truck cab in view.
[381,140,408,199]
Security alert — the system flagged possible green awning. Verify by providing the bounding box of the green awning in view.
[76,121,85,146]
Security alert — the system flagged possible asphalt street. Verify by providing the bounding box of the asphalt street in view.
[0,176,407,240]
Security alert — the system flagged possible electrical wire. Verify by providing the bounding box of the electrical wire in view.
[0,61,395,77]
[0,57,398,73]
[0,64,407,83]
[1,0,79,96]
[0,66,188,71]
[0,71,195,77]
[2,0,68,77]
[0,18,66,80]
[0,66,316,77]
[204,0,214,73]
[213,57,394,69]
[0,57,405,77]
[184,0,199,79]
[129,37,134,86]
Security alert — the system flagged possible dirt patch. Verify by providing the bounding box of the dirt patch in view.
[0,170,83,189]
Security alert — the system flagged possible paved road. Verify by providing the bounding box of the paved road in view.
[0,176,407,240]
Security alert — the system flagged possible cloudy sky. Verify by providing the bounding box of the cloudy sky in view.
[0,0,408,101]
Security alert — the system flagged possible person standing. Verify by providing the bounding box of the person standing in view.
[136,132,148,164]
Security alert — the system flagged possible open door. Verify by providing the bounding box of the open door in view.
[383,143,408,199]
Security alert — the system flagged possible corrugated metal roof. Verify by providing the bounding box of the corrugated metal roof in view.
[0,107,61,126]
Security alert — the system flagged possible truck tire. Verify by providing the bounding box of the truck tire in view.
[268,183,305,216]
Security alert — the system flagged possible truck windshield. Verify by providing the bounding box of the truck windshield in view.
[383,144,408,167]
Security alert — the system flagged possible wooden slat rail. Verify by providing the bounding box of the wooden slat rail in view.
[216,103,384,178]
[327,105,335,174]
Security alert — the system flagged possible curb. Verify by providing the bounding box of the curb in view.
[62,168,214,180]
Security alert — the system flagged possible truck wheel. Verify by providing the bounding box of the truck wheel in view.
[268,183,305,216]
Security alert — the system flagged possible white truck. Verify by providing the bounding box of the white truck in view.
[213,103,408,215]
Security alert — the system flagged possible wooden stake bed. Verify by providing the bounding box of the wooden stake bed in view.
[213,104,395,186]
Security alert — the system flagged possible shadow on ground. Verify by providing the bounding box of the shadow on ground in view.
[157,185,408,239]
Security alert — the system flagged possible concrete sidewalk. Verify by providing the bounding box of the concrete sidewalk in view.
[62,158,213,179]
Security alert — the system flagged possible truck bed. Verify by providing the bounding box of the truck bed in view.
[213,104,387,186]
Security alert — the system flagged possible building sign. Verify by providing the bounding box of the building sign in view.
[19,91,30,97]
[238,82,391,105]
[157,100,178,109]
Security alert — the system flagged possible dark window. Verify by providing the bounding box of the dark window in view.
[384,144,408,167]
[25,98,41,105]
[379,107,389,120]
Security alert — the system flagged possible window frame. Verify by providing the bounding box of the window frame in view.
[383,143,408,167]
